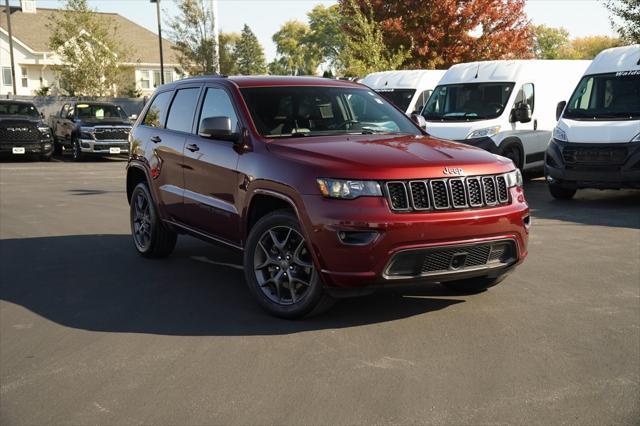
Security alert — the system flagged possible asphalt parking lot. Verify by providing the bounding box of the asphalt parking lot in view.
[0,158,639,425]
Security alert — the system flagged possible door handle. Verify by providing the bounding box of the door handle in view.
[150,136,162,143]
[186,143,200,152]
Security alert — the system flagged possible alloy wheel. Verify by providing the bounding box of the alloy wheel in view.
[253,226,314,305]
[132,191,152,250]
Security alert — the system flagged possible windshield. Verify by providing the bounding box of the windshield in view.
[422,82,515,121]
[0,102,39,118]
[76,104,128,120]
[564,72,640,120]
[240,86,421,138]
[375,89,416,112]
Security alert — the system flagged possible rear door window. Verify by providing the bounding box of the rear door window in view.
[143,91,173,128]
[166,87,201,133]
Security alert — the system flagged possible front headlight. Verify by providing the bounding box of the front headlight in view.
[467,126,501,139]
[80,126,95,139]
[37,126,50,134]
[553,126,568,142]
[631,132,640,142]
[505,169,523,188]
[316,178,382,199]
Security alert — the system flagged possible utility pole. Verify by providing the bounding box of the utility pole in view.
[4,0,17,95]
[210,0,219,73]
[150,0,164,84]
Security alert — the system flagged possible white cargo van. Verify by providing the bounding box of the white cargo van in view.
[360,70,446,114]
[545,45,640,199]
[421,60,590,171]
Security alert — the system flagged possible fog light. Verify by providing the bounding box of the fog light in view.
[337,230,379,246]
[81,142,90,148]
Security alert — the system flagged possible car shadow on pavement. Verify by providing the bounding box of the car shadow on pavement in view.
[525,179,640,229]
[0,234,464,336]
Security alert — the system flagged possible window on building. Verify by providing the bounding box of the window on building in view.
[21,67,28,88]
[140,70,151,89]
[2,68,12,87]
[166,87,201,133]
[164,71,173,84]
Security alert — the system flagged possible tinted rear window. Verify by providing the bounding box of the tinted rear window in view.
[143,91,174,128]
[166,88,201,133]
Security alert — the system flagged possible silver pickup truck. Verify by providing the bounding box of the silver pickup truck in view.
[49,102,133,161]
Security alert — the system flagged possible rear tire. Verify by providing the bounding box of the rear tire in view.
[130,182,177,258]
[442,274,507,294]
[243,209,333,319]
[548,182,576,200]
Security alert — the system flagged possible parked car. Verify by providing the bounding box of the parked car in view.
[421,60,590,172]
[545,45,640,199]
[0,100,53,161]
[126,76,530,318]
[49,101,132,160]
[361,70,446,115]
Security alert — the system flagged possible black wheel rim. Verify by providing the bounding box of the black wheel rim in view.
[73,140,80,159]
[132,192,152,250]
[253,226,314,306]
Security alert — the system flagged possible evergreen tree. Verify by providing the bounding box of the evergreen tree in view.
[235,24,267,75]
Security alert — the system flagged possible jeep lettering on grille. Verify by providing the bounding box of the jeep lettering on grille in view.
[443,167,464,176]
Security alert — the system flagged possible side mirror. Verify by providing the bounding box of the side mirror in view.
[199,116,238,142]
[40,112,45,119]
[556,101,567,121]
[514,103,532,123]
[410,113,427,130]
[129,114,138,121]
[413,105,423,115]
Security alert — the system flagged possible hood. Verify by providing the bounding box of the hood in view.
[425,119,502,141]
[78,118,131,126]
[266,134,514,180]
[558,118,640,144]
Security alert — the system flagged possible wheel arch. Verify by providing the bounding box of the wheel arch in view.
[498,137,524,169]
[126,163,151,205]
[244,189,300,240]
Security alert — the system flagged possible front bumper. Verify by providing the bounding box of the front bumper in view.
[300,186,529,288]
[545,139,640,189]
[80,139,129,155]
[0,139,54,155]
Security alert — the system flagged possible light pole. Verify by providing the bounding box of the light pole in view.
[4,0,17,95]
[150,0,164,84]
[210,0,219,73]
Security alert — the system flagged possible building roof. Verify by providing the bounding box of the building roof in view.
[0,5,180,65]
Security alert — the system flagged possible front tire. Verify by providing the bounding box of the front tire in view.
[243,209,333,319]
[130,182,177,258]
[500,144,523,171]
[71,138,83,162]
[442,274,507,294]
[548,182,576,200]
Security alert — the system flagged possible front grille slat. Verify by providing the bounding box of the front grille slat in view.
[0,121,40,141]
[384,173,511,213]
[93,127,130,141]
[563,147,627,166]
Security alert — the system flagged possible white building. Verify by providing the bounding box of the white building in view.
[0,1,183,97]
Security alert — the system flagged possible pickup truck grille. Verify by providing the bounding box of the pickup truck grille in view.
[384,174,509,212]
[94,127,130,141]
[0,122,40,141]
[562,146,627,166]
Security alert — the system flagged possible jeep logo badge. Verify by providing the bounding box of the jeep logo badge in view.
[443,167,464,176]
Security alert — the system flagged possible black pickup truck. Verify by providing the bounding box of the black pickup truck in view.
[49,101,133,161]
[0,100,54,161]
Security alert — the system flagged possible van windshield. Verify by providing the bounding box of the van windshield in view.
[422,83,514,121]
[375,89,416,112]
[240,86,421,138]
[564,72,640,120]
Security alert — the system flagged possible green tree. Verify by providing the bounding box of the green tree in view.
[306,5,348,72]
[272,20,321,75]
[561,35,624,59]
[532,25,571,59]
[606,0,640,43]
[219,32,240,75]
[339,0,410,76]
[167,0,217,75]
[235,24,267,75]
[47,0,130,96]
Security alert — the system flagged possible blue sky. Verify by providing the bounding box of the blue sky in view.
[31,0,617,62]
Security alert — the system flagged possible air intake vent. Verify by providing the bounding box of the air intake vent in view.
[495,175,508,203]
[482,176,497,205]
[449,178,467,208]
[430,180,450,209]
[409,181,430,210]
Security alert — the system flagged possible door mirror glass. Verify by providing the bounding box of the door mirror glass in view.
[410,113,427,129]
[556,101,567,121]
[199,116,238,141]
[514,103,532,123]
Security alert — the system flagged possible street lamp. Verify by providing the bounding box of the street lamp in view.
[4,0,17,95]
[150,0,164,85]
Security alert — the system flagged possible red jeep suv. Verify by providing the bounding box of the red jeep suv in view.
[126,76,530,318]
